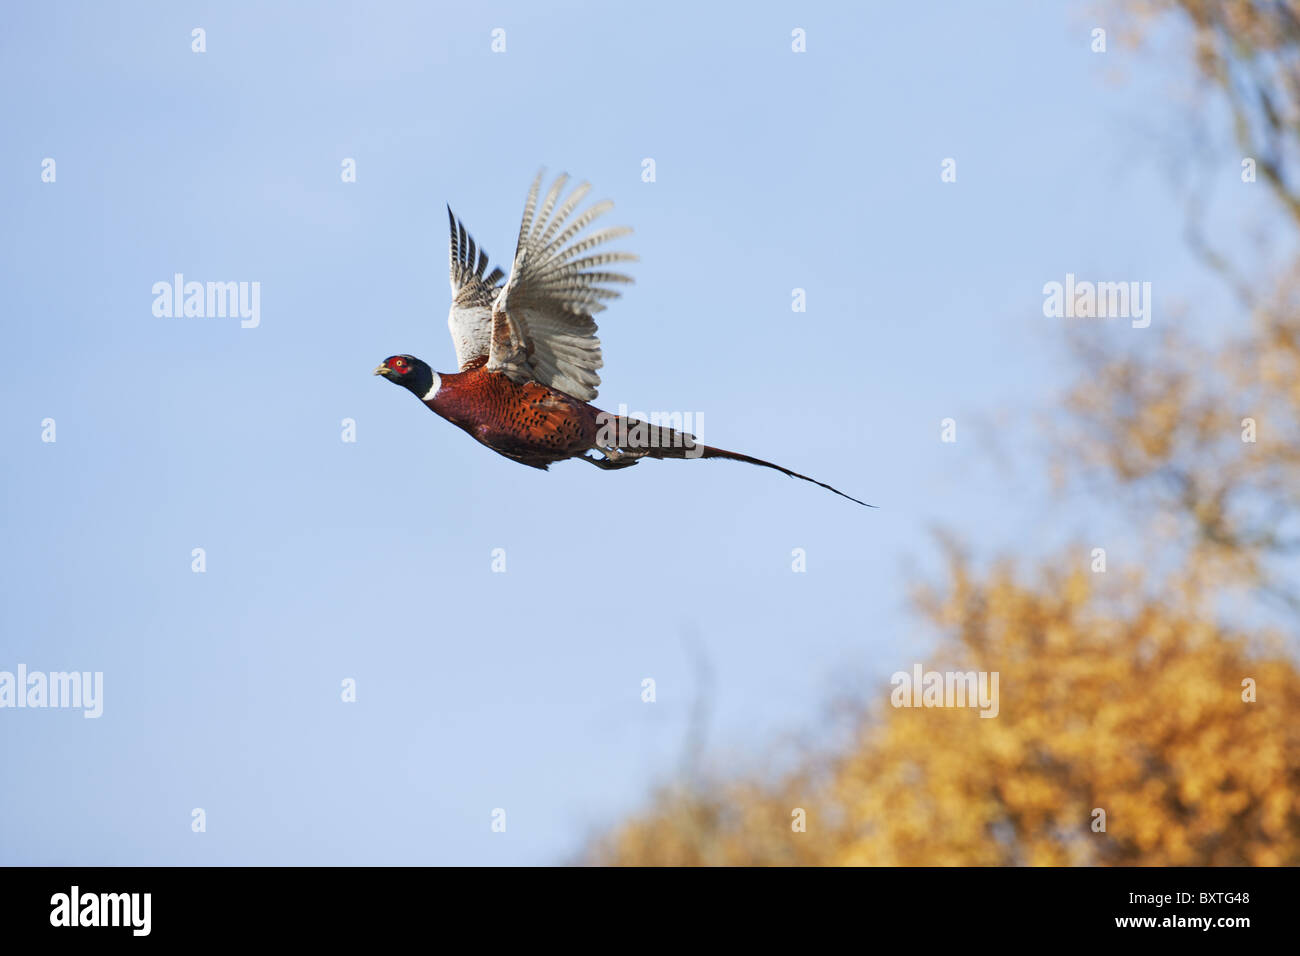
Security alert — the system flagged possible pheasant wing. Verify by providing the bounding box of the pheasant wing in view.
[446,206,506,371]
[486,171,636,401]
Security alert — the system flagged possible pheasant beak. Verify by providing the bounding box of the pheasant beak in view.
[373,364,390,376]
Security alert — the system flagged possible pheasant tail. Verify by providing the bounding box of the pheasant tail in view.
[603,416,874,508]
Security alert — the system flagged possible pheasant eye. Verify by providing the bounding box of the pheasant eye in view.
[394,358,405,367]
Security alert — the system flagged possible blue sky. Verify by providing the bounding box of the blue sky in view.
[0,1,1272,864]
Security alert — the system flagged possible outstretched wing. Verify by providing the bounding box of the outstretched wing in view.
[446,206,506,371]
[486,171,637,401]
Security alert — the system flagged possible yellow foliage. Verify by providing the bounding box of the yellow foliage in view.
[587,561,1298,866]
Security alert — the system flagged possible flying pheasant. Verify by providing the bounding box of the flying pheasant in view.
[375,171,872,507]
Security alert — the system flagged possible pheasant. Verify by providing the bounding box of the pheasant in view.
[375,171,872,507]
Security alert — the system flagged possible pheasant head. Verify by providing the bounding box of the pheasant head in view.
[374,354,440,401]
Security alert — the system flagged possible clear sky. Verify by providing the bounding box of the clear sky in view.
[0,1,1270,864]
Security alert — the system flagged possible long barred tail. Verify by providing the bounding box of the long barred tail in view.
[695,444,875,508]
[607,417,875,508]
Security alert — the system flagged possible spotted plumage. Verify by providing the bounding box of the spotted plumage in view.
[376,170,872,507]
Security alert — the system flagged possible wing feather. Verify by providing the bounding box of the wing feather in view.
[487,171,636,400]
[446,205,504,370]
